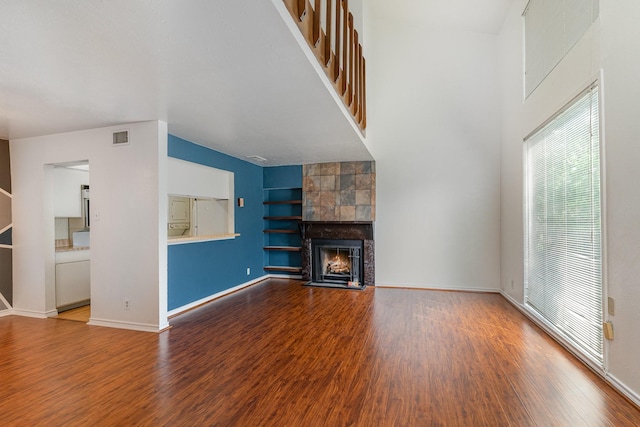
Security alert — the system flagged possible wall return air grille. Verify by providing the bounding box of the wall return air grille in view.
[112,130,130,146]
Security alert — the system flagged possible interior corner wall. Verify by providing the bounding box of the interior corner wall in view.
[10,121,165,330]
[364,17,501,290]
[499,0,640,402]
[167,135,264,311]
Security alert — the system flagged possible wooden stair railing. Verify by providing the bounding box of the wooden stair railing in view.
[283,0,366,132]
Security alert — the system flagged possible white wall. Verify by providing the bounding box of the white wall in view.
[499,0,640,403]
[10,121,168,331]
[365,17,502,290]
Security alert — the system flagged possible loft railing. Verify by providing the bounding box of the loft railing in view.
[283,0,366,132]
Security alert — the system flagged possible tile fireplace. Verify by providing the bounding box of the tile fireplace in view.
[300,222,374,289]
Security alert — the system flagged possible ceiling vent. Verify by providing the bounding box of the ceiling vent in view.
[112,130,130,146]
[247,155,267,162]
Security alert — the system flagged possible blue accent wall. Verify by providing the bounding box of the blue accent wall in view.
[263,165,302,189]
[167,135,264,311]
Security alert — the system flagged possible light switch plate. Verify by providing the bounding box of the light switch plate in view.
[608,297,615,315]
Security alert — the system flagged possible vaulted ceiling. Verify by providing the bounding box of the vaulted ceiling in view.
[0,1,512,166]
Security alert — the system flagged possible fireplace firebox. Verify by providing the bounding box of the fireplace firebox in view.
[313,239,363,288]
[300,222,374,289]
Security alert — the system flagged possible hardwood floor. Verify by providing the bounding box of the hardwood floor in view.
[1,279,639,426]
[55,305,90,323]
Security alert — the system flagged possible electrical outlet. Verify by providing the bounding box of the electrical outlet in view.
[125,299,130,310]
[608,297,615,315]
[246,267,251,275]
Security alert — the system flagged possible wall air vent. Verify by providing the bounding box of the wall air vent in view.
[247,155,267,163]
[112,130,130,146]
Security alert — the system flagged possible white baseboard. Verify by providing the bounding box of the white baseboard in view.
[374,283,501,293]
[499,290,640,408]
[0,308,14,317]
[87,318,162,333]
[12,309,50,319]
[167,275,270,318]
[606,373,640,407]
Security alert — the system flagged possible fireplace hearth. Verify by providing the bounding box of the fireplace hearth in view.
[300,222,374,289]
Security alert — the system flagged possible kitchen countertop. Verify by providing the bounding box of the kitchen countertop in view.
[55,245,90,253]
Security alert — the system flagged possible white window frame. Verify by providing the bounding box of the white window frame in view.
[524,82,604,367]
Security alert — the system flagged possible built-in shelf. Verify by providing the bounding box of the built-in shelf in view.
[263,216,303,220]
[264,265,303,273]
[263,187,302,276]
[263,200,302,205]
[264,246,302,251]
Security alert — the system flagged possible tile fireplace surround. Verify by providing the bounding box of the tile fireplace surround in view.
[301,161,375,287]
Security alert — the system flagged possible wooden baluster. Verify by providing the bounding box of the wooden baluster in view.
[333,0,341,82]
[341,1,349,95]
[361,56,366,128]
[324,0,332,67]
[297,0,306,20]
[313,0,321,46]
[352,30,359,116]
[345,12,354,106]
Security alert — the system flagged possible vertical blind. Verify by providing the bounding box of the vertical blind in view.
[524,0,599,97]
[525,85,602,364]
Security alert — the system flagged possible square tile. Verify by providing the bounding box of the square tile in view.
[356,173,372,190]
[340,206,356,222]
[340,174,355,190]
[356,161,372,174]
[303,176,321,192]
[320,191,337,207]
[319,206,339,221]
[356,190,371,206]
[356,205,372,221]
[340,162,356,175]
[304,163,320,176]
[320,162,338,176]
[340,189,356,206]
[305,191,321,207]
[320,175,336,191]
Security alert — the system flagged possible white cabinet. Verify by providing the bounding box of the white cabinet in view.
[55,250,90,308]
[53,167,89,217]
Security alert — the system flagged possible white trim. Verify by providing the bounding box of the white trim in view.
[0,291,12,310]
[0,188,11,198]
[374,283,501,293]
[0,244,12,249]
[87,318,162,333]
[502,291,640,409]
[0,308,13,317]
[500,290,604,374]
[597,68,610,373]
[606,373,640,408]
[12,309,50,319]
[167,275,269,318]
[0,223,12,235]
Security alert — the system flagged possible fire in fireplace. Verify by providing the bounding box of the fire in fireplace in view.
[312,239,363,288]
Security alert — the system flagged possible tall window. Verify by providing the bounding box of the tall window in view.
[525,85,602,364]
[524,0,599,97]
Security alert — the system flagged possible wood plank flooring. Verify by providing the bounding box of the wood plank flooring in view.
[1,279,639,426]
[55,305,90,322]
